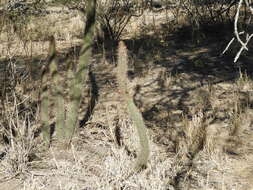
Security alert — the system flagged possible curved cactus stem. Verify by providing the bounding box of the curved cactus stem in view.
[65,0,97,145]
[126,97,150,171]
[116,41,150,172]
[40,0,96,147]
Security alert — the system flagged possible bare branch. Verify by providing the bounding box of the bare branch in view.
[222,0,253,62]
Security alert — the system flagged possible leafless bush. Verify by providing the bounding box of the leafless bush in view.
[177,0,237,28]
[49,0,142,41]
[96,0,143,41]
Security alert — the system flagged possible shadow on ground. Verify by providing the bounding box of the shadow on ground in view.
[1,20,253,150]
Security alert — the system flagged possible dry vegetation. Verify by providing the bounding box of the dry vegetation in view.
[0,0,253,190]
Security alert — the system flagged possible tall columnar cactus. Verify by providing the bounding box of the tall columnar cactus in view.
[40,0,97,147]
[40,36,56,146]
[64,0,96,144]
[116,41,150,172]
[50,40,65,141]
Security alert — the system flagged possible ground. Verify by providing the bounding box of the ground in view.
[0,3,253,190]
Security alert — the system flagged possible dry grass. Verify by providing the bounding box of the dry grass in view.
[0,85,39,177]
[0,2,253,190]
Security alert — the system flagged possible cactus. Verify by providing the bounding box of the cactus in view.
[64,0,96,145]
[40,35,65,146]
[49,38,65,141]
[116,41,150,172]
[40,36,56,146]
[40,0,97,147]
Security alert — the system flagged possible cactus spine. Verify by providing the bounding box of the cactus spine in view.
[116,41,150,172]
[40,0,97,147]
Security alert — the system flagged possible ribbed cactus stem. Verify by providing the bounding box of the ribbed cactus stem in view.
[127,97,150,170]
[117,41,150,172]
[40,0,96,147]
[65,0,97,145]
[40,36,56,146]
[117,41,128,95]
[40,81,50,145]
[47,37,65,140]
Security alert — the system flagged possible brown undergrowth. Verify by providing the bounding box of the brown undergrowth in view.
[0,2,253,190]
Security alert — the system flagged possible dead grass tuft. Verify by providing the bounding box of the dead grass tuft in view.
[0,93,38,176]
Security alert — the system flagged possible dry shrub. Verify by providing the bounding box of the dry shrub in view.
[236,70,253,91]
[178,0,236,26]
[0,94,38,175]
[0,58,39,176]
[181,111,206,158]
[168,0,237,42]
[96,0,143,41]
